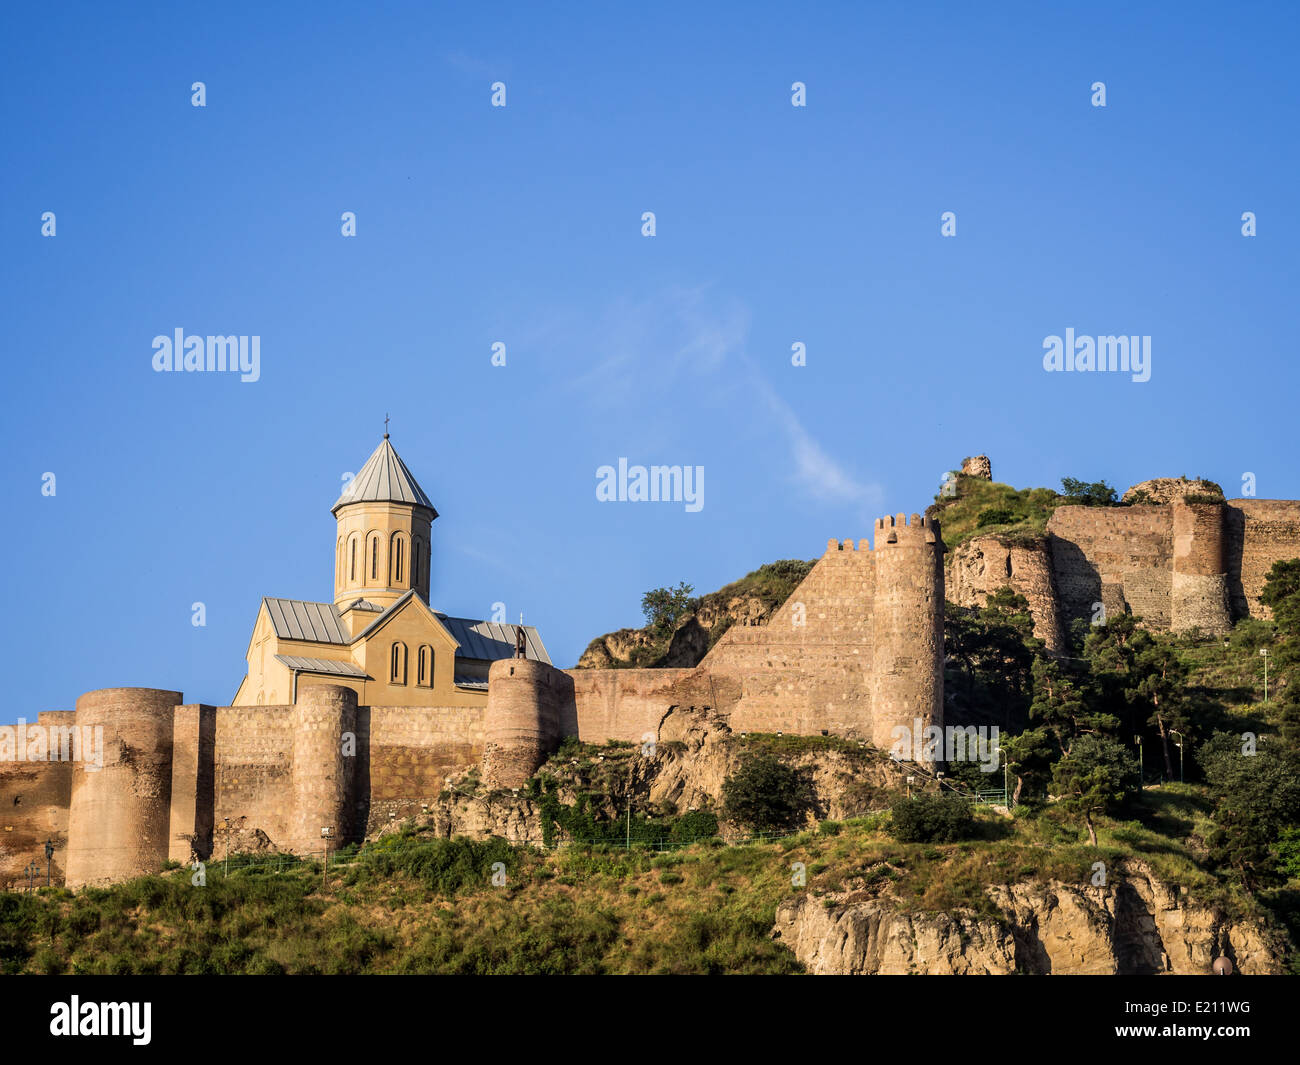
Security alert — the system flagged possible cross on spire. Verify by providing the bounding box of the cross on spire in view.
[384,413,390,439]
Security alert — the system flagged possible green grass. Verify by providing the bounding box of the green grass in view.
[930,475,1065,550]
[4,792,1288,974]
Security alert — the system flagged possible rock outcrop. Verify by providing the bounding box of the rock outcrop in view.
[946,535,1064,650]
[1122,477,1224,505]
[772,864,1287,975]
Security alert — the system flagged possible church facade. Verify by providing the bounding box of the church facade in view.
[232,434,550,708]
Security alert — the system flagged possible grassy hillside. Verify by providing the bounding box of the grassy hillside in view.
[927,474,1064,550]
[0,789,1269,975]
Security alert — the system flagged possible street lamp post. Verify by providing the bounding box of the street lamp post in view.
[43,838,54,886]
[1260,648,1270,702]
[1169,730,1184,784]
[223,817,231,877]
[321,826,333,887]
[1134,735,1144,790]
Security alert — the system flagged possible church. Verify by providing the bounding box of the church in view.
[231,433,551,708]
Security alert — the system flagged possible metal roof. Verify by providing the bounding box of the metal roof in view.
[332,436,437,516]
[435,614,552,665]
[275,655,368,677]
[263,598,350,644]
[453,674,490,691]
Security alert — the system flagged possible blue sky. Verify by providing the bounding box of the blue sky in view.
[2,1,1297,713]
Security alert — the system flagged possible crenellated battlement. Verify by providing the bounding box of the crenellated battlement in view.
[824,537,873,554]
[874,512,940,547]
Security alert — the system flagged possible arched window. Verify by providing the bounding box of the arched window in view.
[392,534,405,585]
[337,537,343,585]
[370,535,379,581]
[413,539,422,587]
[390,641,407,685]
[417,645,433,687]
[349,536,357,581]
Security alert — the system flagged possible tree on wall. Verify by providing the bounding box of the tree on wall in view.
[1060,478,1118,506]
[641,582,695,637]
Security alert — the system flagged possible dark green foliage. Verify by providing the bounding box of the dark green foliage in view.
[976,507,1016,527]
[722,753,816,835]
[1060,477,1118,506]
[889,792,977,843]
[1199,732,1300,888]
[353,832,519,895]
[534,776,718,849]
[945,589,1041,732]
[1051,734,1135,845]
[641,581,695,636]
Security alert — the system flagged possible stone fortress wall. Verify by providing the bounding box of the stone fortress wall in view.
[945,459,1300,650]
[950,497,1300,649]
[8,461,1300,888]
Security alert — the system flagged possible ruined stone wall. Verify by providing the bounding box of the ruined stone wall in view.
[1171,502,1231,634]
[210,704,296,851]
[1226,500,1300,620]
[361,703,483,827]
[946,536,1064,651]
[701,538,878,737]
[168,704,215,863]
[563,666,697,746]
[0,711,74,890]
[1047,506,1173,629]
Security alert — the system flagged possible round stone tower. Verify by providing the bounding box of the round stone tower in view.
[65,687,183,888]
[289,684,357,853]
[1171,500,1232,635]
[869,514,944,756]
[482,658,561,789]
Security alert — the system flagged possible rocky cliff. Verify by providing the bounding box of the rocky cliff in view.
[772,863,1285,975]
[946,535,1064,650]
[576,560,814,669]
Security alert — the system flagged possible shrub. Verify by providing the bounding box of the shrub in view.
[889,792,977,843]
[355,832,519,895]
[976,507,1016,528]
[722,753,816,835]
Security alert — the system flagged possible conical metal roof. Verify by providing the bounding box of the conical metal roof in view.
[332,436,437,516]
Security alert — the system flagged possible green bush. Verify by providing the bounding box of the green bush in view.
[889,792,977,843]
[976,507,1016,528]
[722,753,816,835]
[354,832,520,895]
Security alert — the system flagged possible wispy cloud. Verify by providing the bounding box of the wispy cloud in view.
[541,286,879,509]
[748,370,882,509]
